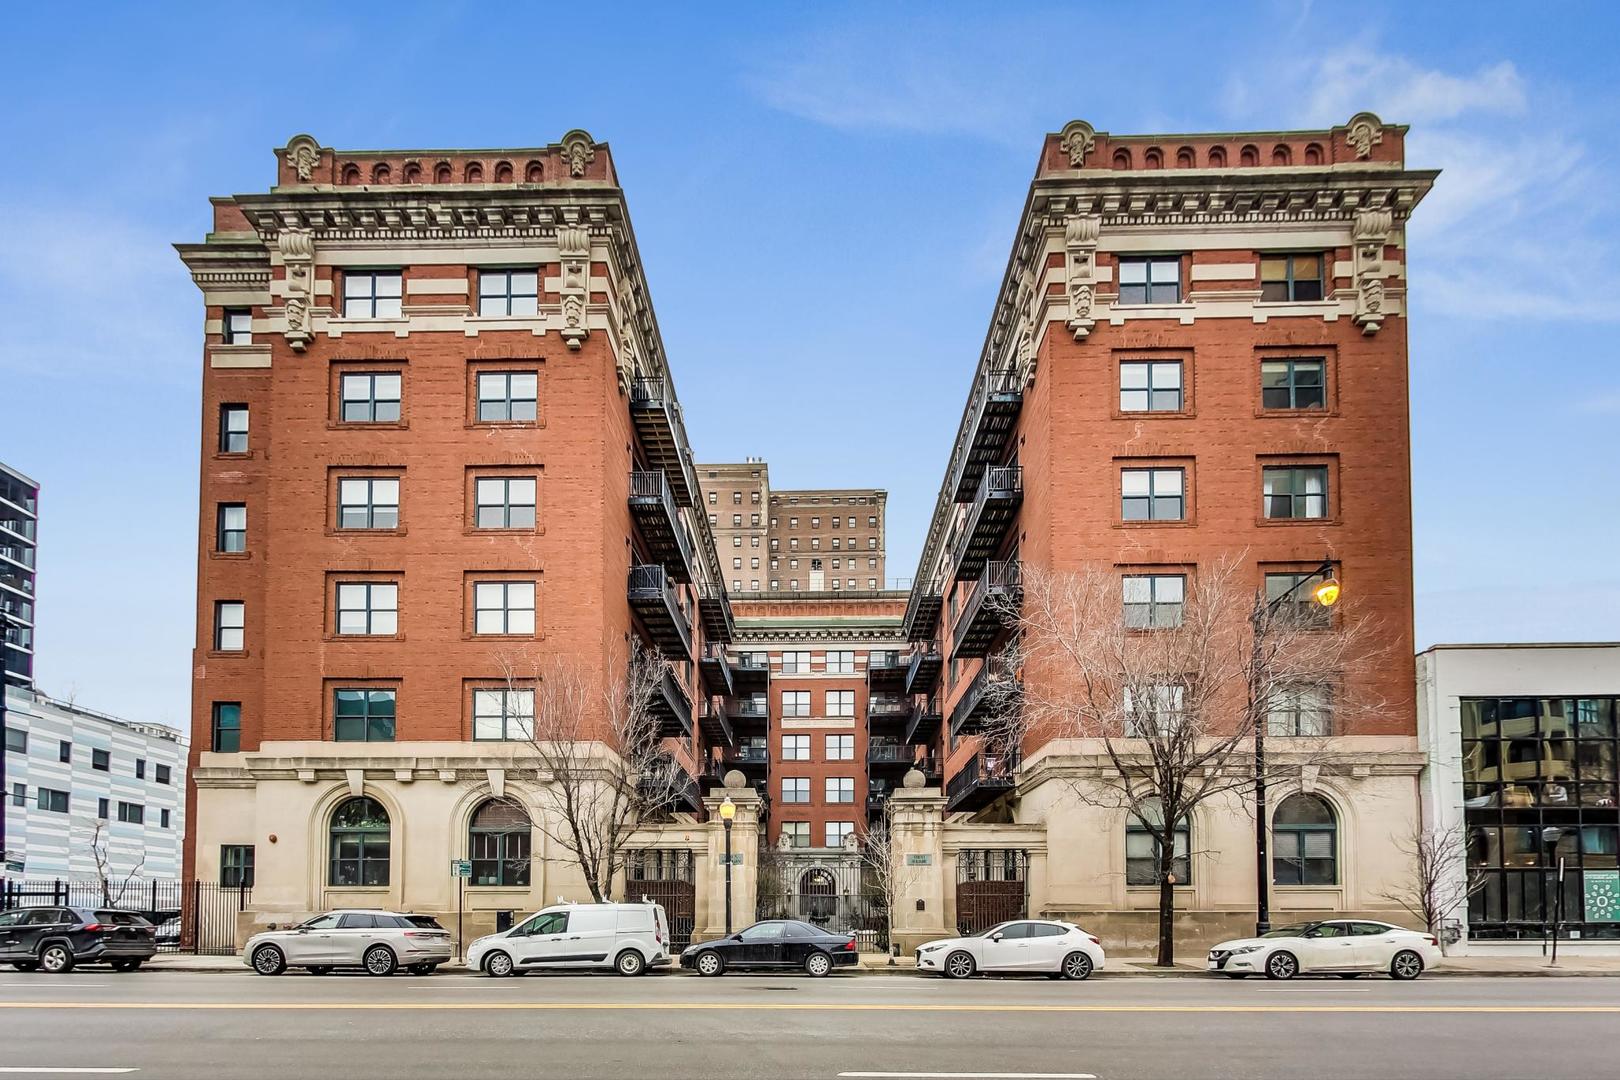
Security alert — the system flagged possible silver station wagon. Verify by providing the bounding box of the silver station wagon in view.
[244,909,452,976]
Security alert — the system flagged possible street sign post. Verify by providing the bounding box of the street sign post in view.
[451,860,471,961]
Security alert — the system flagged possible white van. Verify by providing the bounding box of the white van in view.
[465,902,670,977]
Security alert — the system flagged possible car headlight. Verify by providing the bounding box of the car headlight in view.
[919,944,945,953]
[1229,945,1262,955]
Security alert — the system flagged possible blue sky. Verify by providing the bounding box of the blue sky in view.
[2,2,1617,730]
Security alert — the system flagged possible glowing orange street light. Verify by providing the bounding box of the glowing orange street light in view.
[1311,577,1342,607]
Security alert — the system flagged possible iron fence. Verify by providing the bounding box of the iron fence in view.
[0,878,250,955]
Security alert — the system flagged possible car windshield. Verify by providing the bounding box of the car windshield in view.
[977,922,1011,938]
[1262,924,1316,938]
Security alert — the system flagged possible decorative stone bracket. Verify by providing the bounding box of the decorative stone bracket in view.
[556,221,591,350]
[1064,214,1101,340]
[278,228,316,352]
[1351,208,1393,336]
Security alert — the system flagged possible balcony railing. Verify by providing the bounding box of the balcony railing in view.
[949,465,1023,584]
[951,559,1021,660]
[728,697,769,722]
[628,564,693,661]
[952,366,1024,502]
[949,662,1016,739]
[945,749,1019,813]
[905,641,943,696]
[699,641,735,698]
[867,741,917,765]
[629,470,696,583]
[649,667,693,740]
[628,378,698,507]
[868,697,912,720]
[866,650,907,690]
[731,650,770,688]
[724,744,771,767]
[642,754,701,815]
[697,582,736,644]
[903,573,944,643]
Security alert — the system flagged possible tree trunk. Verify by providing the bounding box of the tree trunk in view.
[1157,825,1176,967]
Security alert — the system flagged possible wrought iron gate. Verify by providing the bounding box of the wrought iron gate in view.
[626,849,696,951]
[954,849,1027,935]
[0,878,249,956]
[755,850,889,951]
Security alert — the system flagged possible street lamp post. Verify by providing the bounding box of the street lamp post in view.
[719,795,736,935]
[1251,560,1340,937]
[1542,826,1564,963]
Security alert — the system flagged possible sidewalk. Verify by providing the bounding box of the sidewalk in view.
[140,952,1620,977]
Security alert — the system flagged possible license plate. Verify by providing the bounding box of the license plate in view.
[1207,961,1219,969]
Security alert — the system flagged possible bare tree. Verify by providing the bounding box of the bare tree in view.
[493,640,695,903]
[1376,823,1484,937]
[82,817,145,907]
[858,799,921,963]
[983,558,1386,966]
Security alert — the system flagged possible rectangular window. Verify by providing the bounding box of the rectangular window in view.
[161,809,171,829]
[216,503,247,552]
[1260,254,1324,302]
[337,479,400,530]
[37,787,69,813]
[135,758,146,780]
[117,801,145,824]
[1268,684,1333,736]
[826,690,855,717]
[732,514,742,526]
[340,373,402,423]
[825,734,854,761]
[1262,466,1328,519]
[781,821,811,848]
[782,690,811,718]
[1125,684,1185,737]
[96,797,108,819]
[1119,361,1183,412]
[782,777,810,804]
[476,371,539,422]
[221,845,256,889]
[868,516,877,527]
[214,601,245,651]
[1123,574,1185,629]
[733,558,743,570]
[868,578,877,589]
[222,308,252,345]
[1261,358,1326,410]
[1117,257,1181,305]
[4,727,24,753]
[342,270,403,318]
[155,764,171,785]
[708,491,717,505]
[473,689,534,740]
[211,703,242,752]
[1121,468,1184,521]
[478,269,539,317]
[91,748,110,771]
[10,782,25,807]
[1265,571,1335,629]
[335,689,397,742]
[826,650,855,675]
[219,405,248,454]
[58,740,71,763]
[475,478,537,529]
[335,583,398,636]
[826,821,856,848]
[825,777,855,804]
[781,651,812,674]
[782,734,810,761]
[474,582,536,635]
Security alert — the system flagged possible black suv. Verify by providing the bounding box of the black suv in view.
[0,906,159,973]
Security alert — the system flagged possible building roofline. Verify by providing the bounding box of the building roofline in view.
[1419,641,1620,654]
[7,686,186,744]
[0,461,40,488]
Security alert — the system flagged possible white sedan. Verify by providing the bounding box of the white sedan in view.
[1208,920,1442,981]
[916,919,1105,980]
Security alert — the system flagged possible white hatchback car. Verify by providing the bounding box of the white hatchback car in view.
[1208,919,1443,980]
[916,919,1105,980]
[245,910,452,976]
[467,902,670,977]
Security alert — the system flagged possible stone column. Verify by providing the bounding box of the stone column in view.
[889,777,949,952]
[696,773,760,942]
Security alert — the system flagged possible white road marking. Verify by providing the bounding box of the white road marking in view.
[0,1070,140,1075]
[1256,988,1371,993]
[1,984,108,988]
[838,1074,1097,1079]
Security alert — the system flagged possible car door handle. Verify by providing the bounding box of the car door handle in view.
[568,935,581,940]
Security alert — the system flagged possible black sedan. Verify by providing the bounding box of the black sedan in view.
[680,919,860,977]
[0,906,159,973]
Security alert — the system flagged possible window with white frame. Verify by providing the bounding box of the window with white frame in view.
[214,601,244,651]
[477,268,539,317]
[782,777,810,804]
[338,478,400,530]
[826,650,854,674]
[826,690,854,717]
[1122,574,1185,629]
[825,777,855,804]
[781,821,811,848]
[782,690,811,717]
[473,689,534,740]
[1116,257,1180,305]
[335,583,397,636]
[474,582,536,635]
[222,308,253,345]
[825,821,856,848]
[825,734,854,761]
[1124,684,1185,736]
[343,270,402,318]
[474,477,537,529]
[1268,683,1332,735]
[782,734,810,761]
[1119,361,1184,412]
[781,651,811,674]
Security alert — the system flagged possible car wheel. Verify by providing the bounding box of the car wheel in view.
[12,961,38,973]
[308,966,331,976]
[695,950,725,977]
[39,944,75,974]
[616,950,646,977]
[251,945,286,976]
[1390,950,1424,981]
[1061,951,1093,981]
[408,963,437,976]
[804,951,832,978]
[1264,951,1298,980]
[110,960,143,972]
[944,950,975,980]
[482,951,515,978]
[363,945,397,977]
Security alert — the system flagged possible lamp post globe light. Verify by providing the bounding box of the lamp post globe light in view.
[720,795,736,935]
[1252,560,1341,936]
[1542,826,1564,963]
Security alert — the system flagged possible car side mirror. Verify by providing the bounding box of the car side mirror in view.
[297,928,310,934]
[990,932,1004,942]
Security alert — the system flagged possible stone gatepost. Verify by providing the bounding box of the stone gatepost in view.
[696,772,760,942]
[889,774,950,953]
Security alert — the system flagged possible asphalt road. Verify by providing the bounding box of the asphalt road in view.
[2,969,1618,1079]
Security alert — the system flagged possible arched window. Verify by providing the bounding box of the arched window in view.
[1271,144,1292,166]
[1273,793,1337,884]
[434,161,453,183]
[465,162,484,183]
[798,867,837,922]
[525,160,544,183]
[1240,144,1259,167]
[1176,147,1196,169]
[494,160,514,183]
[1143,147,1163,170]
[371,163,391,184]
[1208,146,1227,167]
[329,796,390,886]
[401,162,422,184]
[469,798,532,886]
[1304,142,1324,165]
[1112,147,1133,170]
[1125,799,1191,885]
[340,163,361,185]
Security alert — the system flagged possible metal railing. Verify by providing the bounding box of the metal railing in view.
[946,750,1019,803]
[628,563,693,658]
[953,558,1022,654]
[630,470,697,567]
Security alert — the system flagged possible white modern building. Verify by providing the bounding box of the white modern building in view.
[3,685,187,879]
[1418,643,1620,954]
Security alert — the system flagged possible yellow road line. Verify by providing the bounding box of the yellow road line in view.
[2,1001,1620,1014]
